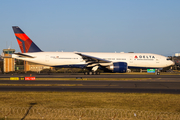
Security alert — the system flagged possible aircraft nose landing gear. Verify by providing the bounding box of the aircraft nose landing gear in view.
[155,69,160,75]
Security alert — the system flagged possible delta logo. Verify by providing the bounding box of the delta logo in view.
[134,55,155,59]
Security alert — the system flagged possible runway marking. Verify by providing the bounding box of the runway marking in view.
[10,77,19,80]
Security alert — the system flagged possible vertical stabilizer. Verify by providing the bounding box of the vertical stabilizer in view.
[12,26,42,53]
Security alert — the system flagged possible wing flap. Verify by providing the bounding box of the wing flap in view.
[76,53,111,63]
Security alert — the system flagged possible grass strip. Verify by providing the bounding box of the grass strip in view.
[0,92,179,113]
[0,84,123,87]
[0,77,150,81]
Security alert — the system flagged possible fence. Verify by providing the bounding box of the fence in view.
[0,107,179,120]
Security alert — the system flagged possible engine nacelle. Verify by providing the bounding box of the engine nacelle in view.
[107,62,127,73]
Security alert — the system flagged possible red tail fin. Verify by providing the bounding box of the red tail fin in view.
[12,26,42,53]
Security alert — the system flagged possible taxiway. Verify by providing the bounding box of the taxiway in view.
[0,74,179,93]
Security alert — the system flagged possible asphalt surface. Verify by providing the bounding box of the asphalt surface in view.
[0,74,180,94]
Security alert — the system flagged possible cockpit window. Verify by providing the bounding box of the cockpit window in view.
[166,58,171,60]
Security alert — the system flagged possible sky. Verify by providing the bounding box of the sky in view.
[0,0,180,56]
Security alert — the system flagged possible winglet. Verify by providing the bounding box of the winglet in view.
[12,26,42,53]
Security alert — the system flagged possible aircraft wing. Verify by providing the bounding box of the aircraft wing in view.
[76,53,111,63]
[13,53,35,58]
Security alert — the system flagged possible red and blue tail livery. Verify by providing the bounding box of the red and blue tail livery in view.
[12,26,42,53]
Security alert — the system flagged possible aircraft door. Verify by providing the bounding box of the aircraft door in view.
[156,57,160,64]
[45,55,49,62]
[129,56,133,63]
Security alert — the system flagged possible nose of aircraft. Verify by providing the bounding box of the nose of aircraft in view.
[170,60,175,66]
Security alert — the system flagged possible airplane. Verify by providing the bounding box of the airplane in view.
[12,26,174,75]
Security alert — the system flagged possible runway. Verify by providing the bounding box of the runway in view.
[0,74,180,93]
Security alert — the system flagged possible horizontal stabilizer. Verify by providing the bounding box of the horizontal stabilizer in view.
[13,53,34,58]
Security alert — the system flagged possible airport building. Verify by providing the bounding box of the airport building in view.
[175,53,180,57]
[2,49,51,73]
[0,55,4,73]
[3,49,15,73]
[24,61,51,73]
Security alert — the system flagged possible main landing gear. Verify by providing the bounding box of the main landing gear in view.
[84,71,100,75]
[84,66,100,75]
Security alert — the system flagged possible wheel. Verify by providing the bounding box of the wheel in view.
[89,71,93,75]
[156,72,160,75]
[96,71,100,75]
[84,72,89,75]
[92,72,96,75]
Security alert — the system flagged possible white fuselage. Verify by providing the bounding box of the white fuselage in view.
[12,52,174,69]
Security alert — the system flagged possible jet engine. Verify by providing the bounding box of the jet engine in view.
[107,62,127,73]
